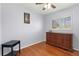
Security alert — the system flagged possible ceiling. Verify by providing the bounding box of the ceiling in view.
[21,3,77,14]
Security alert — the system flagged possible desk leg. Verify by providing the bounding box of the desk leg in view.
[11,47,13,56]
[19,42,20,54]
[2,46,3,56]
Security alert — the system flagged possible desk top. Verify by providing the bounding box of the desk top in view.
[2,40,20,47]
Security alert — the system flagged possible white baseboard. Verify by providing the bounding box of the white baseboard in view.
[15,40,45,50]
[21,40,45,49]
[21,42,79,51]
[73,48,79,51]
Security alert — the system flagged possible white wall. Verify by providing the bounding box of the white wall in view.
[0,3,2,55]
[44,4,79,51]
[1,3,44,51]
[0,4,1,45]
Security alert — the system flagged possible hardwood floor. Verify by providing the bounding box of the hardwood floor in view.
[17,42,79,56]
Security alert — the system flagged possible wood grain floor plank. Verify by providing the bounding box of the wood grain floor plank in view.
[17,42,79,56]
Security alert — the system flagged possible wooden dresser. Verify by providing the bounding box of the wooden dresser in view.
[46,32,73,51]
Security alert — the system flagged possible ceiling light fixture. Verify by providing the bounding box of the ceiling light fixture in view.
[35,3,56,10]
[44,3,51,10]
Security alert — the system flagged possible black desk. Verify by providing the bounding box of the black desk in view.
[2,40,20,56]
